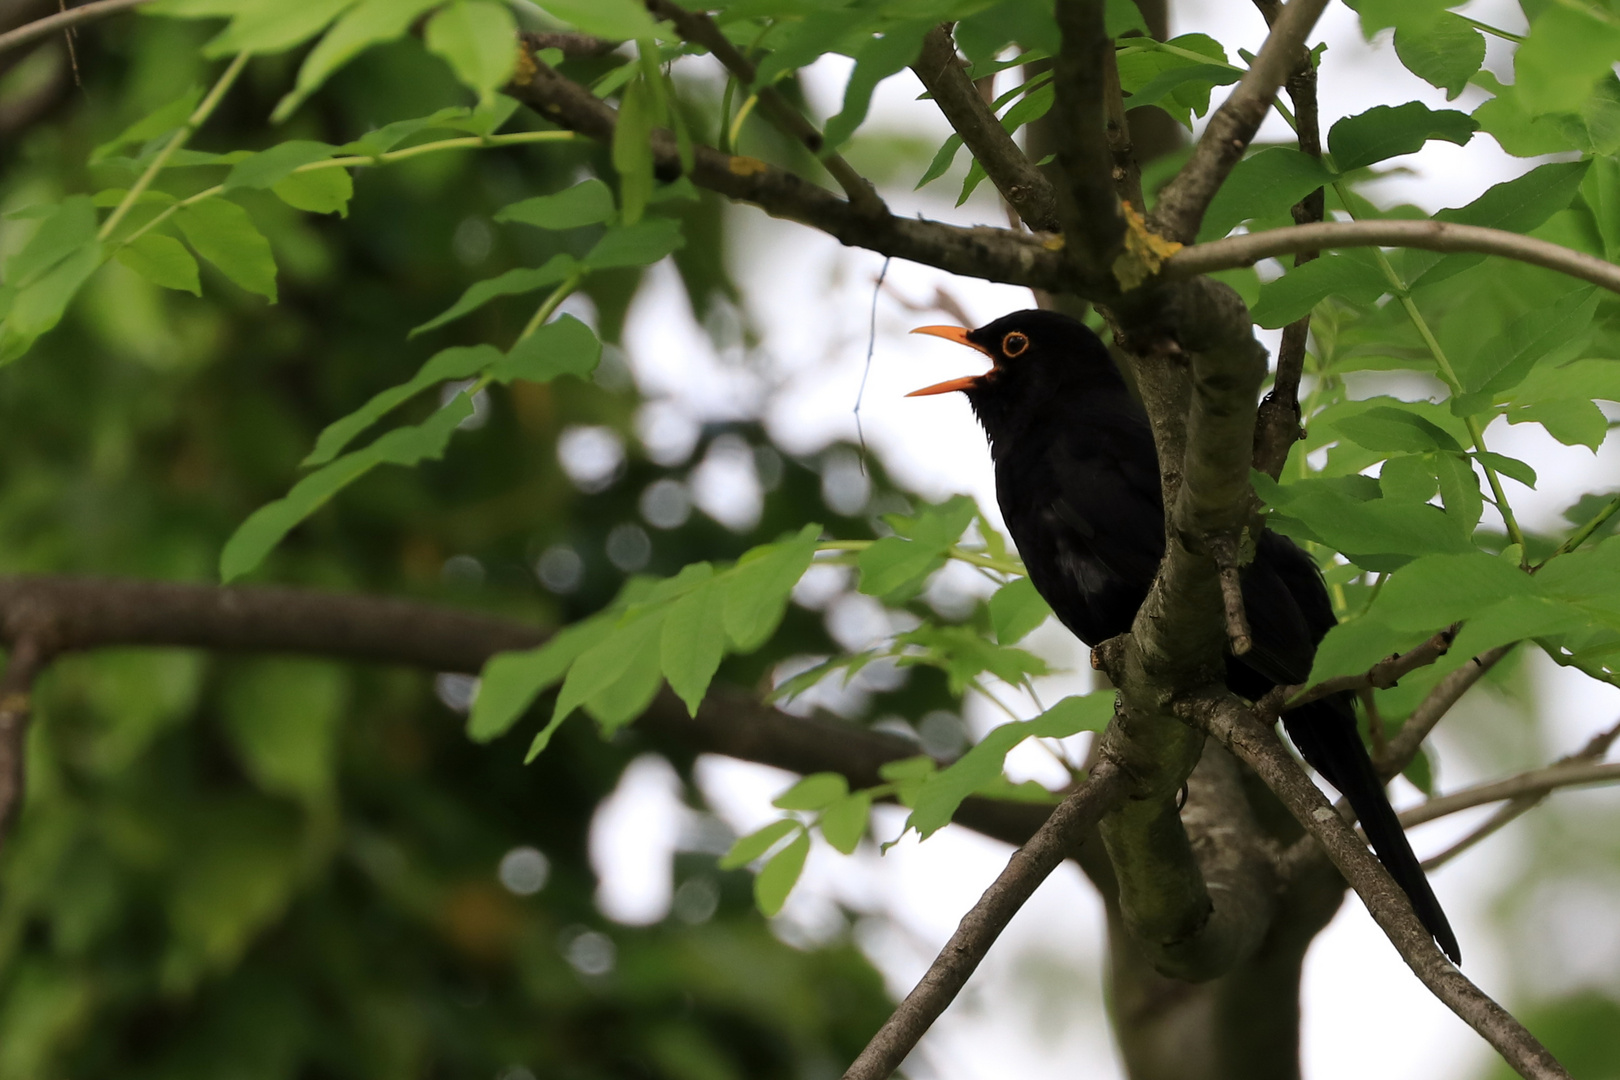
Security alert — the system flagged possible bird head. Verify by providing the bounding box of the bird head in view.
[907,309,1123,417]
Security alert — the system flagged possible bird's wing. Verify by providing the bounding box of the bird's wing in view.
[1233,531,1335,690]
[1040,411,1166,588]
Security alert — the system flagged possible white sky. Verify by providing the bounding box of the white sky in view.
[585,2,1620,1078]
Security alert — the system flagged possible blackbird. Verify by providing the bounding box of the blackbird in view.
[909,308,1460,964]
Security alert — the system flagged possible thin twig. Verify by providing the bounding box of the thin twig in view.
[1188,691,1571,1080]
[1150,0,1330,242]
[1401,761,1620,830]
[841,759,1129,1080]
[1099,42,1143,211]
[1378,643,1514,780]
[1250,0,1322,479]
[1166,219,1620,297]
[0,0,148,57]
[0,638,45,847]
[911,23,1059,232]
[646,0,886,217]
[1274,624,1460,712]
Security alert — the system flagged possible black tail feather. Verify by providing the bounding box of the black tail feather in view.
[1281,694,1461,965]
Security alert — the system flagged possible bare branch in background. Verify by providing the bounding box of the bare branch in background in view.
[0,0,148,57]
[1050,0,1126,282]
[0,638,44,845]
[1149,0,1330,243]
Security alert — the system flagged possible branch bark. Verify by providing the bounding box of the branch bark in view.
[0,637,43,845]
[1187,691,1571,1080]
[1149,0,1330,243]
[1051,0,1126,283]
[1168,220,1620,297]
[841,759,1129,1080]
[910,24,1060,233]
[0,0,149,57]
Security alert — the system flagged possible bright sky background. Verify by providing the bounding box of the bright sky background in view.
[579,1,1620,1077]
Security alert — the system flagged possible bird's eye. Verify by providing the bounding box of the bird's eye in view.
[1002,331,1029,358]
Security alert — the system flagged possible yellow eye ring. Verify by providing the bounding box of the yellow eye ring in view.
[1002,331,1029,358]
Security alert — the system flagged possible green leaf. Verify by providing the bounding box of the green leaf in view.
[425,0,518,103]
[1451,286,1599,402]
[4,195,97,287]
[660,576,726,716]
[753,830,809,917]
[548,609,664,732]
[92,87,201,162]
[916,134,964,189]
[1334,406,1462,453]
[1199,148,1337,241]
[1116,35,1232,128]
[1327,102,1477,172]
[223,141,338,191]
[1431,450,1484,533]
[271,168,353,216]
[879,756,937,783]
[818,793,872,854]
[1378,455,1439,504]
[339,107,474,157]
[857,495,977,601]
[0,240,103,365]
[1471,451,1538,488]
[906,694,1113,839]
[822,22,931,150]
[895,624,1048,696]
[1250,251,1388,328]
[1515,4,1620,115]
[1408,161,1590,288]
[303,344,501,467]
[773,773,848,811]
[1393,13,1485,100]
[1341,0,1451,36]
[409,254,579,337]
[469,618,615,743]
[487,314,601,385]
[221,658,347,802]
[989,577,1051,644]
[1507,398,1609,451]
[219,394,473,581]
[1124,63,1240,116]
[723,524,821,652]
[1306,615,1431,686]
[612,75,656,225]
[1253,470,1474,571]
[116,233,200,294]
[273,0,444,121]
[175,198,277,301]
[719,819,798,870]
[1369,551,1534,630]
[536,0,657,40]
[1471,71,1573,159]
[583,218,684,269]
[198,0,359,58]
[494,181,616,231]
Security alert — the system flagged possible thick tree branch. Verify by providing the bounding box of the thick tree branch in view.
[1167,220,1620,297]
[1051,0,1125,282]
[645,0,885,217]
[842,759,1129,1080]
[0,0,148,57]
[1149,0,1330,243]
[507,49,1072,291]
[1088,278,1270,981]
[1186,691,1570,1080]
[910,24,1060,233]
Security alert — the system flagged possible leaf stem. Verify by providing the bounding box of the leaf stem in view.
[813,540,1026,576]
[518,273,583,340]
[1455,14,1525,42]
[100,51,250,241]
[1538,492,1620,568]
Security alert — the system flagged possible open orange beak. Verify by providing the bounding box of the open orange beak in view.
[906,325,994,397]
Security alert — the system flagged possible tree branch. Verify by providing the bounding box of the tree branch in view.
[1186,691,1571,1080]
[0,0,148,57]
[1272,624,1460,713]
[0,637,44,845]
[645,0,886,217]
[1051,0,1125,282]
[1149,0,1330,243]
[507,48,1072,291]
[1379,643,1515,779]
[910,24,1059,233]
[1401,760,1620,831]
[1167,220,1620,297]
[841,759,1130,1080]
[1251,0,1323,480]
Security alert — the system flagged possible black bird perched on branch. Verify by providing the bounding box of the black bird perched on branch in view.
[908,308,1460,965]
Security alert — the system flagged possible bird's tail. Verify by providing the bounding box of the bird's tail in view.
[1281,693,1461,964]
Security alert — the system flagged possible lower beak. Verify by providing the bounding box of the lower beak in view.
[907,325,994,397]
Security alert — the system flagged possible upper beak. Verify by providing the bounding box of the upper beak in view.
[906,325,993,397]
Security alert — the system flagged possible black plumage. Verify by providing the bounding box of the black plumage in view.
[911,308,1460,964]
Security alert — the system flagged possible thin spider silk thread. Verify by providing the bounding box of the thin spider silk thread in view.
[853,257,891,473]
